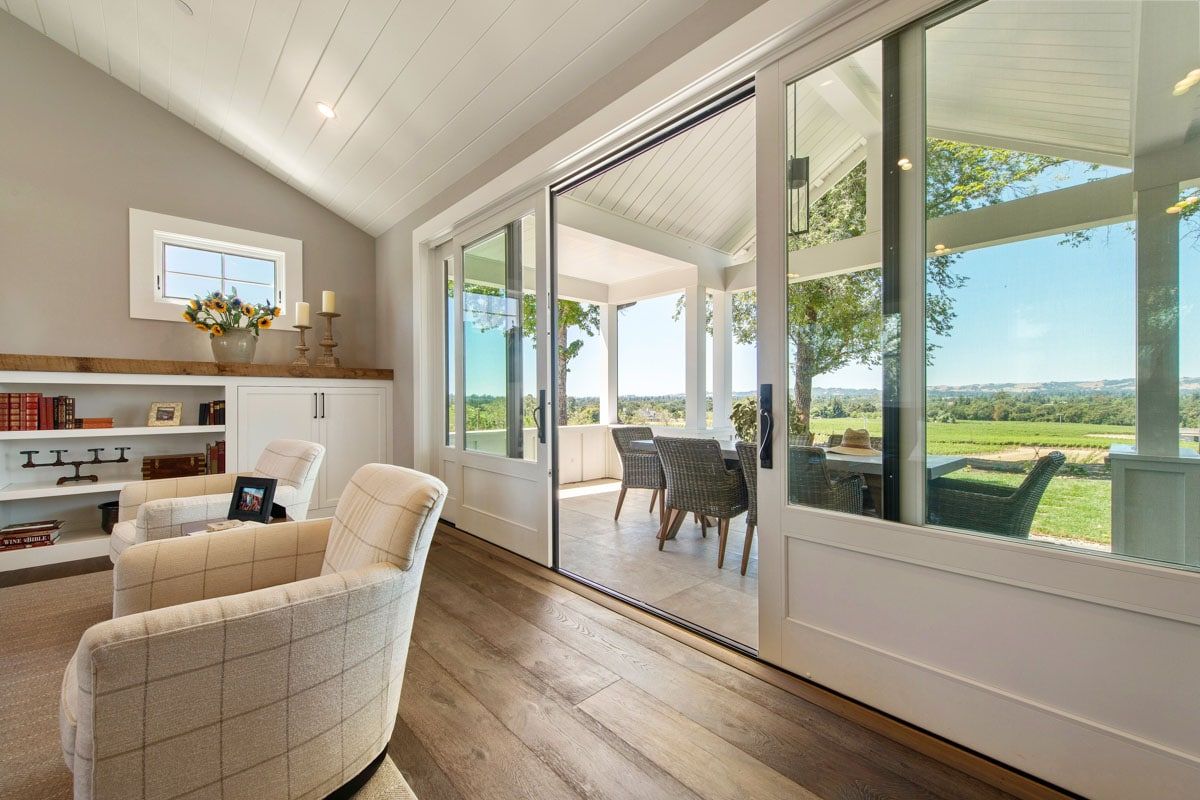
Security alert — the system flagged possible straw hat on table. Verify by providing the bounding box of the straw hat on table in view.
[829,428,880,456]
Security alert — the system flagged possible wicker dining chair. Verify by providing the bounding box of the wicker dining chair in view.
[655,437,748,569]
[927,451,1065,538]
[611,426,666,523]
[734,441,758,576]
[788,446,864,514]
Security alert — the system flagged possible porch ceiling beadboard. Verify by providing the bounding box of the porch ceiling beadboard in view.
[0,0,706,236]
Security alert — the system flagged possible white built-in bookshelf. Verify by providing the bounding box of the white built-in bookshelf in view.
[0,375,228,569]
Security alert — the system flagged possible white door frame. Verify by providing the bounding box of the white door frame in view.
[432,192,554,566]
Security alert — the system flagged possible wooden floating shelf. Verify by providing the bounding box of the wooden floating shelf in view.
[0,478,132,502]
[0,353,393,381]
[0,425,225,441]
[0,527,110,569]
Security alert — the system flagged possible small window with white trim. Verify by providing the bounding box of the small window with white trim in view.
[129,208,302,323]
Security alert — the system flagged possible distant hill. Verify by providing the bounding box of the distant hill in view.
[929,378,1200,395]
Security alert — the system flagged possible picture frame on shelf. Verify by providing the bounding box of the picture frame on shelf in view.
[147,402,184,427]
[227,476,277,523]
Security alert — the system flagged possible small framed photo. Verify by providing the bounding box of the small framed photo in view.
[228,476,278,523]
[147,402,184,427]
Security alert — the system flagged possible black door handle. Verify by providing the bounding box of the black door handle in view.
[759,383,773,469]
[313,392,318,420]
[533,389,547,444]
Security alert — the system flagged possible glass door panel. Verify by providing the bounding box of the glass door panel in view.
[781,43,885,518]
[462,218,536,461]
[441,197,552,566]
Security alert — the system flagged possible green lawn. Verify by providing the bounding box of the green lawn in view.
[806,417,1118,545]
[949,468,1112,545]
[808,418,1136,455]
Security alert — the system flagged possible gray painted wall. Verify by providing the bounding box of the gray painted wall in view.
[0,13,376,365]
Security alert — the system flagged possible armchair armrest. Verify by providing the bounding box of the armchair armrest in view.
[133,494,236,543]
[117,472,245,522]
[113,518,332,617]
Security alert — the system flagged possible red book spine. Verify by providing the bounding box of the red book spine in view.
[218,440,226,473]
[25,393,40,431]
[0,393,8,432]
[39,397,53,430]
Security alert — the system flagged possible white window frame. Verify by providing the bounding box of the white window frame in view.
[129,208,303,324]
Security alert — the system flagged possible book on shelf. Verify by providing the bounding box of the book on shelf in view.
[204,440,227,474]
[39,396,54,429]
[79,418,115,429]
[1,519,64,535]
[198,400,225,426]
[0,530,62,550]
[1,519,64,550]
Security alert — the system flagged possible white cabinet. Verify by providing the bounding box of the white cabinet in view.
[237,384,390,515]
[236,387,319,463]
[316,388,388,509]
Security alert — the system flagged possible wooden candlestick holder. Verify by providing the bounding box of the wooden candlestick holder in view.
[292,324,312,367]
[315,311,341,367]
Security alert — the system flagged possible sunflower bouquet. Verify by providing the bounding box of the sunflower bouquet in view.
[183,290,281,338]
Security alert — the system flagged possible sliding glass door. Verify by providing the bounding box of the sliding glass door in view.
[753,3,1200,795]
[436,194,553,565]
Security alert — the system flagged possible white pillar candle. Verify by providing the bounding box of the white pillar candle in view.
[321,291,336,314]
[294,301,310,327]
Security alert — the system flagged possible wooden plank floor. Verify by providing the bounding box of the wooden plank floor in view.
[392,530,1025,800]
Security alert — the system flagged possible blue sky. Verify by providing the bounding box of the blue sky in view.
[463,195,1200,398]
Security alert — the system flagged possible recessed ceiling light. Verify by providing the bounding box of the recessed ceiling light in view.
[174,0,194,16]
[316,102,336,119]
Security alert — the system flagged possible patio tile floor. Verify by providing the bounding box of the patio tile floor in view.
[559,479,758,649]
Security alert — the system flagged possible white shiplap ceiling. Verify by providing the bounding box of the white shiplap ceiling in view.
[1,0,706,235]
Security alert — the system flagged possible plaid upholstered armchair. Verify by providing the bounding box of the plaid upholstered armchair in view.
[60,464,447,800]
[108,439,325,563]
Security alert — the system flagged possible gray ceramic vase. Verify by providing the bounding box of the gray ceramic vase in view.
[210,327,258,364]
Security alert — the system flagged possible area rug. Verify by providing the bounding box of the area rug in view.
[0,569,112,800]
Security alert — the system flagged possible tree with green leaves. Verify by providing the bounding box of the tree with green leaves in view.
[731,139,1066,437]
[461,280,601,427]
[520,295,600,425]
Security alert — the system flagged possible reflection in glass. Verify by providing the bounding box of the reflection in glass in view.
[462,218,536,461]
[783,43,884,517]
[922,0,1200,571]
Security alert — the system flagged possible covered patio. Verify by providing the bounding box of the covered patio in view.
[547,0,1200,649]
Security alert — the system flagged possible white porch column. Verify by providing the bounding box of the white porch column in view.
[684,284,708,431]
[1134,182,1181,456]
[599,302,619,424]
[711,289,734,434]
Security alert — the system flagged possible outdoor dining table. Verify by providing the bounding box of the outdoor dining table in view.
[628,439,968,479]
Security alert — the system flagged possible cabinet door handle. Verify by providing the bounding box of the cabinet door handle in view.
[313,392,318,419]
[320,392,326,419]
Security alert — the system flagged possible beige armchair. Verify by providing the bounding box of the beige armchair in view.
[61,463,447,800]
[109,439,325,564]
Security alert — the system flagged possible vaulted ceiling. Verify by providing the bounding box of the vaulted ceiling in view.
[0,0,706,235]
